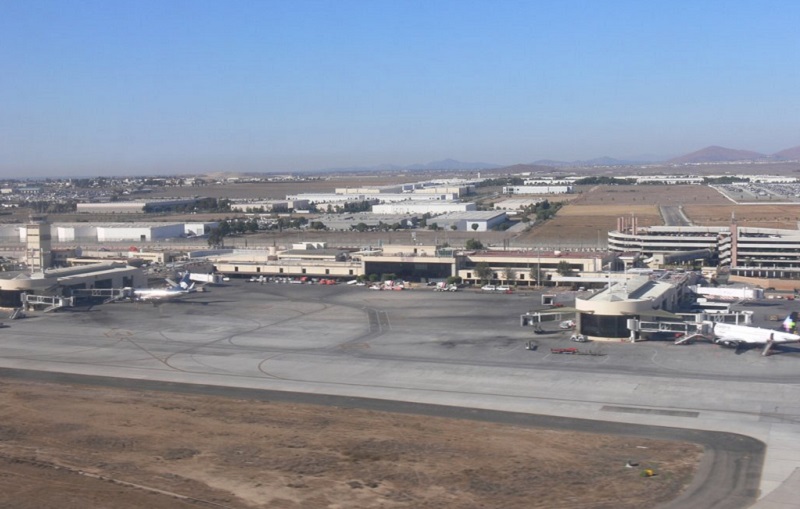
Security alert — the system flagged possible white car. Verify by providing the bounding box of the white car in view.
[481,285,497,291]
[496,285,511,292]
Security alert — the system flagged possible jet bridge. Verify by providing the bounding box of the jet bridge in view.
[521,308,578,326]
[69,288,131,303]
[627,310,753,342]
[21,293,74,313]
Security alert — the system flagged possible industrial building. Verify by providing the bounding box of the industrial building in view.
[371,201,476,215]
[229,199,309,212]
[315,213,417,231]
[14,222,216,243]
[502,185,573,195]
[426,211,508,232]
[76,198,202,214]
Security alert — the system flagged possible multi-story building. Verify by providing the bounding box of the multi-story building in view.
[608,216,800,279]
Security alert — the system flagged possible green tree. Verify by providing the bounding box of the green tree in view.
[207,228,224,247]
[556,260,574,276]
[474,262,493,283]
[502,266,514,285]
[529,264,541,285]
[465,238,484,250]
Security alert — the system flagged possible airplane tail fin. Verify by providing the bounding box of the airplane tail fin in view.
[179,272,192,290]
[783,313,797,333]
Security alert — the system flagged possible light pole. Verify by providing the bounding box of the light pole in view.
[537,248,541,289]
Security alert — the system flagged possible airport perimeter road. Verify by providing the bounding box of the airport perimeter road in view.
[2,282,800,505]
[660,205,693,226]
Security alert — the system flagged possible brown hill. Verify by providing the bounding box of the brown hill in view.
[668,146,766,164]
[773,145,800,160]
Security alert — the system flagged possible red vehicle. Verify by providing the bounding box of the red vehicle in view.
[550,347,579,354]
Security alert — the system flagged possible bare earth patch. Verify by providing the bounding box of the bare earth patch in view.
[684,204,800,229]
[0,379,702,509]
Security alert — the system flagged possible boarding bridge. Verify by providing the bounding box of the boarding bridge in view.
[21,294,74,313]
[627,311,753,342]
[520,309,577,326]
[70,288,131,304]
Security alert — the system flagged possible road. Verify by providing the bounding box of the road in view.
[661,205,693,226]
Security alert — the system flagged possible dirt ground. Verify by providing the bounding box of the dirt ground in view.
[0,379,702,509]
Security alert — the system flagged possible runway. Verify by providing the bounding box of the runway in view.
[2,281,799,507]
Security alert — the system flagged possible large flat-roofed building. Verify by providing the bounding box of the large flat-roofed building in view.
[18,222,216,243]
[209,241,620,285]
[502,185,573,195]
[76,198,201,214]
[316,213,417,231]
[372,201,476,215]
[427,211,507,232]
[229,199,309,212]
[459,249,617,286]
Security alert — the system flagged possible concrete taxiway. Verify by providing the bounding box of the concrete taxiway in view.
[2,282,800,508]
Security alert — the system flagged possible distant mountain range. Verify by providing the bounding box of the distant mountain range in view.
[529,144,800,167]
[318,159,502,173]
[296,144,800,175]
[666,146,766,164]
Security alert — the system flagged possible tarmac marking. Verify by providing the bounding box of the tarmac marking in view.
[601,405,699,418]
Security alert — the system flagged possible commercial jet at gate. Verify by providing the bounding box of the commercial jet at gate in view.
[676,320,800,356]
[128,273,196,303]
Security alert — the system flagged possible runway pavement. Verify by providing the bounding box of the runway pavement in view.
[2,281,800,507]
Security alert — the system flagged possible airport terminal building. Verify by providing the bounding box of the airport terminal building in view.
[608,217,800,280]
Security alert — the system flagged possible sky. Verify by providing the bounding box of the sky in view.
[2,0,800,177]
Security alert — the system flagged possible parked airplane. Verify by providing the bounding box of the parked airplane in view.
[676,320,800,356]
[129,273,196,303]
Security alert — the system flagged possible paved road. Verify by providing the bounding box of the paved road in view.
[2,282,799,507]
[661,205,693,226]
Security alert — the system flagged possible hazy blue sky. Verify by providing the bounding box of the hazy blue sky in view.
[2,0,799,177]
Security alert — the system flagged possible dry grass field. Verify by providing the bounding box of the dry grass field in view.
[683,204,800,229]
[519,185,800,246]
[569,185,730,207]
[517,205,662,248]
[0,379,702,509]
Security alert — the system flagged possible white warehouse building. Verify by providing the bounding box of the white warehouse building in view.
[427,211,508,232]
[371,201,477,215]
[19,222,216,243]
[502,185,573,195]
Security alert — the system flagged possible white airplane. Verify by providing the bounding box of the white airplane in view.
[676,320,800,356]
[128,273,196,303]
